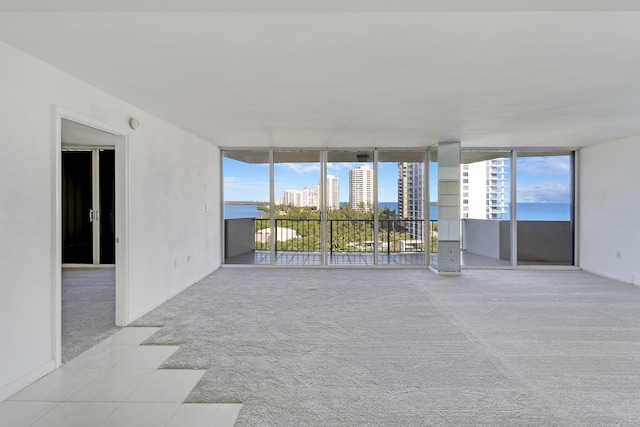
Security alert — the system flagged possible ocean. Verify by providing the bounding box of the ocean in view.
[224,204,265,219]
[225,202,571,221]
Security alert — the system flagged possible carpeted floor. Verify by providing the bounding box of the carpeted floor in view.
[132,267,640,426]
[62,267,121,363]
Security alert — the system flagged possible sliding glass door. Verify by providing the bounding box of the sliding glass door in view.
[515,151,574,265]
[459,151,512,267]
[459,149,575,267]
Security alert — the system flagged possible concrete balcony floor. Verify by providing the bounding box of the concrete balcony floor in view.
[225,250,572,268]
[225,250,430,266]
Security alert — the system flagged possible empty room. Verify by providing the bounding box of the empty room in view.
[2,1,640,426]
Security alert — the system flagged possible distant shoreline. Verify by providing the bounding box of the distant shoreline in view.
[226,201,436,205]
[225,201,267,205]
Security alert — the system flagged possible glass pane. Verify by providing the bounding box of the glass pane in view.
[326,151,374,265]
[429,150,438,269]
[516,152,573,265]
[460,151,512,267]
[273,151,321,266]
[378,151,426,265]
[223,150,270,265]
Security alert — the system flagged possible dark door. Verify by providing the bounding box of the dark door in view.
[62,151,93,263]
[62,149,116,264]
[99,150,116,264]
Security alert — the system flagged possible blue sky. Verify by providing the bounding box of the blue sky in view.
[516,156,571,203]
[223,155,571,204]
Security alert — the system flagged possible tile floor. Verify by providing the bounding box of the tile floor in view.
[0,327,241,427]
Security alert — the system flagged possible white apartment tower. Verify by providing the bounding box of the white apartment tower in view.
[349,165,373,211]
[281,189,303,207]
[461,159,507,219]
[323,175,341,210]
[280,175,339,209]
[302,186,318,208]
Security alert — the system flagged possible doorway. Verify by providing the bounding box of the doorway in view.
[56,114,128,365]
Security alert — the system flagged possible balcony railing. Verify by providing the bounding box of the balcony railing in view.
[253,218,437,254]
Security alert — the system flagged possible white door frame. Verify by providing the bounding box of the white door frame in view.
[53,106,130,367]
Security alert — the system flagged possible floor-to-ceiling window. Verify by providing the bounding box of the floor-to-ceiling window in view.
[222,148,574,268]
[515,151,574,265]
[222,149,432,267]
[428,149,438,268]
[460,150,512,267]
[273,150,322,265]
[460,149,575,267]
[223,150,270,265]
[378,151,427,266]
[325,151,375,265]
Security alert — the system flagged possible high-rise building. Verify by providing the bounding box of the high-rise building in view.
[398,162,409,218]
[302,186,318,208]
[281,189,302,207]
[461,159,507,219]
[324,175,340,210]
[398,162,424,239]
[279,175,339,209]
[349,165,373,211]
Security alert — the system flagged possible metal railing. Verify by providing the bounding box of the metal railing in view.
[254,218,438,254]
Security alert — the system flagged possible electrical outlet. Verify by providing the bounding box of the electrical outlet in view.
[616,251,621,259]
[174,259,178,268]
[187,255,191,263]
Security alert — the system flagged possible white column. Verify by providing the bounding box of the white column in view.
[437,141,461,273]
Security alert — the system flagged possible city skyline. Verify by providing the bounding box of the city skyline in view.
[224,158,436,203]
[223,155,571,204]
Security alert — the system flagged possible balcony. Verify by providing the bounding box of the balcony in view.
[225,218,437,266]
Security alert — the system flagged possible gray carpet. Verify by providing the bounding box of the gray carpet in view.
[62,267,121,363]
[132,268,640,426]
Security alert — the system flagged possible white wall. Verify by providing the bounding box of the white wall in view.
[127,114,221,321]
[0,41,221,399]
[580,137,640,284]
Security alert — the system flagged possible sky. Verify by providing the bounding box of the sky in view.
[223,154,571,204]
[516,155,571,203]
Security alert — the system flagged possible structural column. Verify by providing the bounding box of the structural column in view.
[437,141,461,273]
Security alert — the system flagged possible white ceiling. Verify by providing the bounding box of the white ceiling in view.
[2,2,640,149]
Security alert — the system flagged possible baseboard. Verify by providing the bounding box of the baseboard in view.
[0,359,56,401]
[128,268,219,324]
[580,266,634,286]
